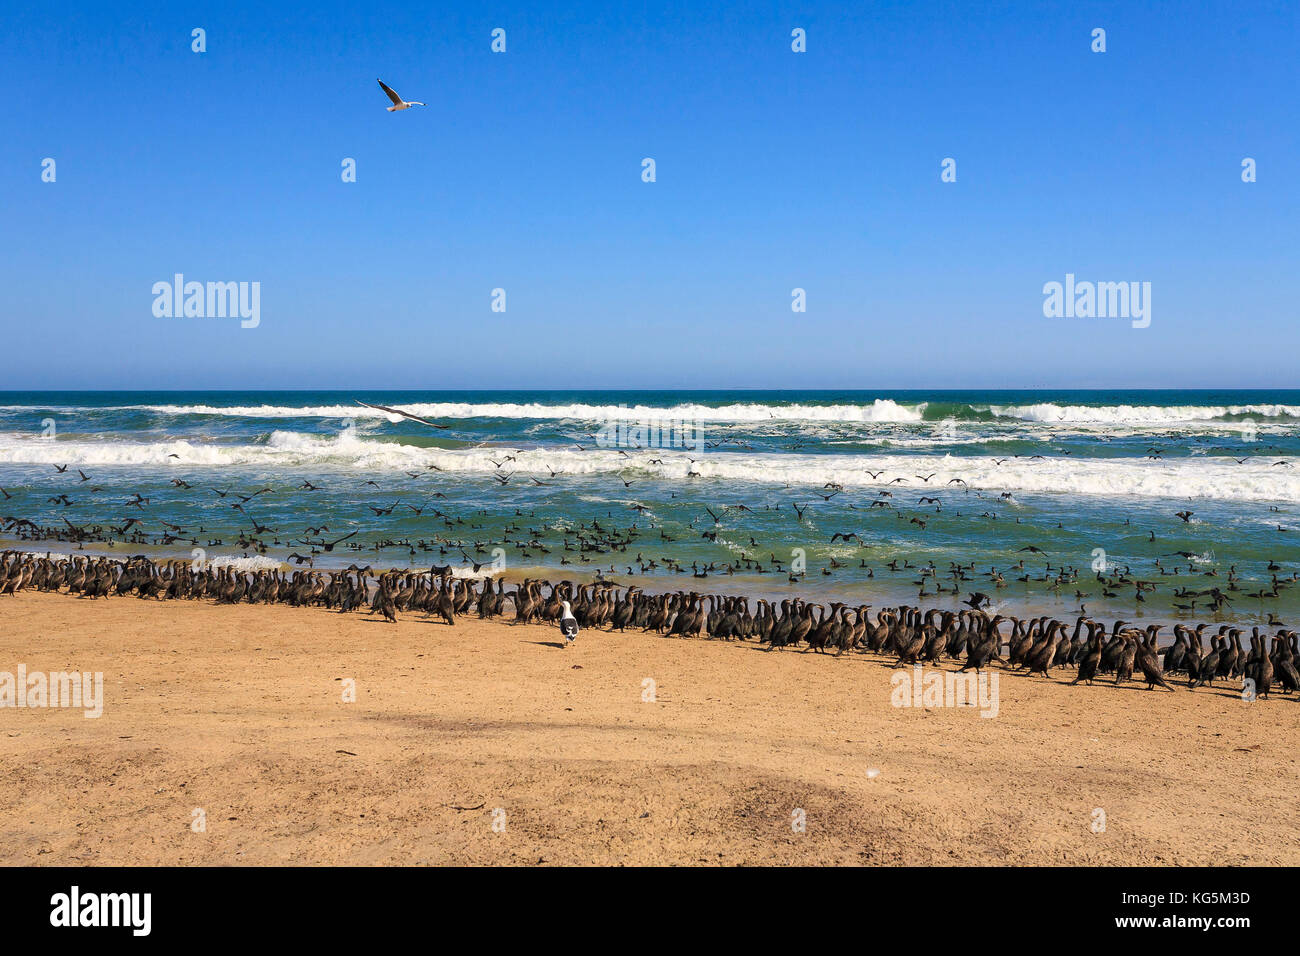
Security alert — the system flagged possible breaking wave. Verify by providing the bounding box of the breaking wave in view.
[0,430,1296,503]
[14,398,1289,428]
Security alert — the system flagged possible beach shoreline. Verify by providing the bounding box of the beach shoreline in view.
[3,538,1293,634]
[3,388,1297,631]
[1,591,1295,866]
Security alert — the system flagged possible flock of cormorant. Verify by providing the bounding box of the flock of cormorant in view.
[5,465,1298,626]
[4,549,1297,699]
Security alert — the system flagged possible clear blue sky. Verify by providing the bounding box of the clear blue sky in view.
[3,0,1297,389]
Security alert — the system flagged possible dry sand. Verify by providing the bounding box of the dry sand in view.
[0,591,1295,866]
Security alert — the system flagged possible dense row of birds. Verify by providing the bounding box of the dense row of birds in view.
[3,460,1297,624]
[5,549,1297,699]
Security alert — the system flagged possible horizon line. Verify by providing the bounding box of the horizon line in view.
[1,385,1298,394]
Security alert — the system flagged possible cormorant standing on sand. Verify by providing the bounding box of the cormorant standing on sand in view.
[1072,629,1104,685]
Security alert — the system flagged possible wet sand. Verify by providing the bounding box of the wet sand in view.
[0,591,1296,865]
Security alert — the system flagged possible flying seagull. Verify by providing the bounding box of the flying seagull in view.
[355,400,448,428]
[377,78,425,112]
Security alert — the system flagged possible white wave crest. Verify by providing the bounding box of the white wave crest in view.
[88,399,930,424]
[6,398,1299,427]
[0,431,1297,503]
[989,403,1300,424]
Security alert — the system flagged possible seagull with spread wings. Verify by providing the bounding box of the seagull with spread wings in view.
[356,399,448,428]
[377,78,425,112]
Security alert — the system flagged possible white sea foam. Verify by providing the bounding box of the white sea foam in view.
[0,431,1296,503]
[7,398,1294,426]
[96,399,927,424]
[988,402,1300,424]
[206,554,284,572]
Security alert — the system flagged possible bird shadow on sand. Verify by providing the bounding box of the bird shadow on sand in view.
[738,645,864,660]
[1069,680,1183,693]
[523,639,568,649]
[1201,687,1289,702]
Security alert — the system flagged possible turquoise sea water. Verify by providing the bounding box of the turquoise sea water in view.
[1,389,1297,625]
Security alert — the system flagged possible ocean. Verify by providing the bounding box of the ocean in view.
[1,389,1297,624]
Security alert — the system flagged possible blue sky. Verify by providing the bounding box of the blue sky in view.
[2,0,1297,389]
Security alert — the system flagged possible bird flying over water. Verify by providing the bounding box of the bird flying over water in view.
[356,400,448,428]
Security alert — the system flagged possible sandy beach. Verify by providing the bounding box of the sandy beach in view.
[1,591,1295,866]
